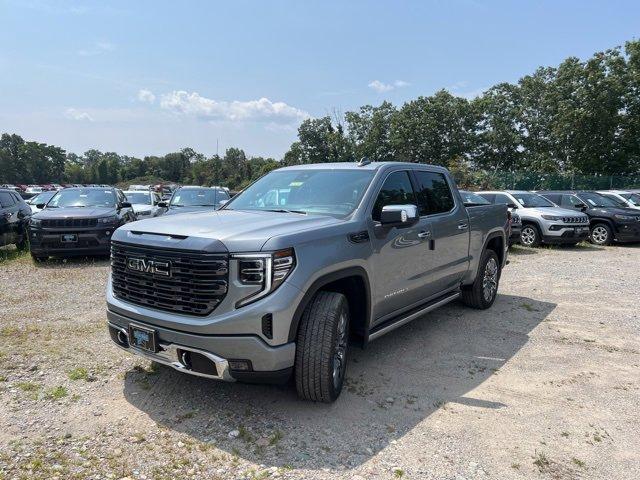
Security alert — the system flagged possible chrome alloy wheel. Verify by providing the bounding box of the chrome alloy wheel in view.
[591,225,609,244]
[332,312,348,389]
[482,257,499,302]
[520,226,536,246]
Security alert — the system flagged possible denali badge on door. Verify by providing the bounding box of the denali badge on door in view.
[126,257,171,276]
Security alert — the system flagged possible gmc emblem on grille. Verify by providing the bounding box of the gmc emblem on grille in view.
[126,257,171,277]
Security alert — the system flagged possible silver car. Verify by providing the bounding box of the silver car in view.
[477,190,590,247]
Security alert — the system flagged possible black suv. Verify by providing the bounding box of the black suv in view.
[29,187,135,260]
[538,190,640,245]
[0,188,31,250]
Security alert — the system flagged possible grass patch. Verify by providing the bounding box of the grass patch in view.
[533,451,550,471]
[269,430,283,446]
[68,367,89,381]
[46,385,68,400]
[393,468,405,478]
[572,457,586,468]
[0,246,29,264]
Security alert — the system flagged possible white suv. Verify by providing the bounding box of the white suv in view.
[597,190,640,210]
[477,190,590,247]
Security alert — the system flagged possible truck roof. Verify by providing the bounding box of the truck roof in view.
[277,161,447,172]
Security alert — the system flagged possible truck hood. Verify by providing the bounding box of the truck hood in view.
[131,204,153,213]
[586,206,639,216]
[112,209,342,252]
[163,206,217,216]
[33,206,116,219]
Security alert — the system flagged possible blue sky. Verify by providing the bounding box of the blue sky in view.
[1,0,638,160]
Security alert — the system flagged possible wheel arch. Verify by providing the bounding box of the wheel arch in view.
[288,267,371,344]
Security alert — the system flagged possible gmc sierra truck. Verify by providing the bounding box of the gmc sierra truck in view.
[107,161,508,402]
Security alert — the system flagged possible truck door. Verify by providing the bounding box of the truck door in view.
[411,170,470,297]
[368,170,429,322]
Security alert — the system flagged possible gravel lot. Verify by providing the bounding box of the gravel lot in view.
[0,243,639,480]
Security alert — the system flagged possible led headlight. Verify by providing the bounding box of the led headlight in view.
[29,218,42,228]
[97,215,119,225]
[233,248,296,307]
[541,215,562,221]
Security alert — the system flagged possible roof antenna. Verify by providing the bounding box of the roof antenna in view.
[358,156,371,167]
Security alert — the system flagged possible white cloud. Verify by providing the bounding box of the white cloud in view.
[64,108,93,122]
[78,41,115,57]
[159,90,309,123]
[368,79,410,93]
[137,89,156,104]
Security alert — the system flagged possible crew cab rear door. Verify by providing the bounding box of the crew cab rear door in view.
[411,169,470,296]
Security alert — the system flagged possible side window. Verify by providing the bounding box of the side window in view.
[562,195,581,208]
[0,192,16,207]
[372,171,416,221]
[413,171,455,216]
[478,193,495,203]
[218,190,230,201]
[492,193,512,205]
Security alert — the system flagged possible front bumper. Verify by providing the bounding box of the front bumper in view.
[542,225,590,244]
[614,222,640,242]
[107,308,296,383]
[29,226,114,256]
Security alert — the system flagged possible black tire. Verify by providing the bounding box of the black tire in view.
[520,224,541,247]
[590,223,612,246]
[295,291,350,403]
[461,249,500,310]
[31,253,47,263]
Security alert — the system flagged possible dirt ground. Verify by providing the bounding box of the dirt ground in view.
[0,243,638,480]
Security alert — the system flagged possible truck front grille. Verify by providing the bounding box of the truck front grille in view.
[110,242,228,316]
[562,216,587,224]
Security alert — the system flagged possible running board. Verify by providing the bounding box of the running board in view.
[368,291,461,342]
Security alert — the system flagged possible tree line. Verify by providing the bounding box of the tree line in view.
[2,39,639,190]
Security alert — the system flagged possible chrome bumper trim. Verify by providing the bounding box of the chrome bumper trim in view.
[108,322,235,382]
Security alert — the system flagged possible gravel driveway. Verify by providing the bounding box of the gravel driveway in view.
[0,244,638,479]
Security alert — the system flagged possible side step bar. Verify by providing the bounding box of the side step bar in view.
[368,291,461,342]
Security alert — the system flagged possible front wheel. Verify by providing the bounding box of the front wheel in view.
[520,224,540,247]
[295,291,350,403]
[590,223,612,246]
[462,249,501,309]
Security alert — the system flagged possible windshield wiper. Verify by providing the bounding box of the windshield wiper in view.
[264,208,307,215]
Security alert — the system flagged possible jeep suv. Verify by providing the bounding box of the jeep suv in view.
[538,191,640,245]
[107,162,509,402]
[477,190,590,247]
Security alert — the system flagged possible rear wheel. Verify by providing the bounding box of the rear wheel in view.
[295,291,350,403]
[520,224,540,247]
[590,223,612,246]
[462,249,500,309]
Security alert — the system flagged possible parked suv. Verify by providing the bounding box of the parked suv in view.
[0,188,31,249]
[477,190,589,247]
[107,162,509,402]
[538,191,640,245]
[596,190,640,211]
[123,190,166,219]
[29,187,135,261]
[160,186,230,215]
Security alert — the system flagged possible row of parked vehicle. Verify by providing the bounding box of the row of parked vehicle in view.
[459,189,640,247]
[0,184,232,260]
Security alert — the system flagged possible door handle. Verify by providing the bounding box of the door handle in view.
[457,223,468,230]
[418,230,432,239]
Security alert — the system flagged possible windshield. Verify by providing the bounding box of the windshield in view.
[578,192,619,208]
[171,189,216,207]
[125,192,152,205]
[621,193,640,206]
[601,194,627,207]
[48,189,116,208]
[460,191,490,205]
[224,169,375,216]
[28,191,55,205]
[513,193,555,208]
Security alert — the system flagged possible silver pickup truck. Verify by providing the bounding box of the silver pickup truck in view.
[107,161,508,402]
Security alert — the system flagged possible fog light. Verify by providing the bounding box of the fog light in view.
[228,360,252,371]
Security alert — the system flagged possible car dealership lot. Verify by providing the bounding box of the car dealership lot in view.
[0,245,639,479]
